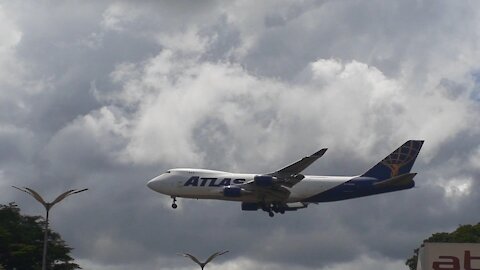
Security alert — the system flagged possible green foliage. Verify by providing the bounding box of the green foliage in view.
[406,223,480,270]
[0,203,80,270]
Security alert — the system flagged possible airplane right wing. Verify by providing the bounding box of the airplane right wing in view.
[236,148,327,202]
[268,148,327,187]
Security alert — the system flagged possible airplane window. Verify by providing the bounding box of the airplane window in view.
[166,171,171,173]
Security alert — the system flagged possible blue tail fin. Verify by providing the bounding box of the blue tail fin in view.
[361,140,424,180]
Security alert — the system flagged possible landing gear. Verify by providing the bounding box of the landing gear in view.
[262,203,287,217]
[171,196,177,209]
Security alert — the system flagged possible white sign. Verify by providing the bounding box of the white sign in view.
[417,243,480,270]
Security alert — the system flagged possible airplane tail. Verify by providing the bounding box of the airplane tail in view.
[361,140,424,181]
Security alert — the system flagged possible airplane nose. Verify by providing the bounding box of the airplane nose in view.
[147,175,170,194]
[147,176,162,192]
[147,177,157,190]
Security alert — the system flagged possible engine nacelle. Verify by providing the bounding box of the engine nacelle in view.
[241,202,259,211]
[254,175,274,187]
[283,202,308,211]
[223,186,242,197]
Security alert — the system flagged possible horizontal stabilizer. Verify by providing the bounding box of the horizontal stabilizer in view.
[373,173,417,189]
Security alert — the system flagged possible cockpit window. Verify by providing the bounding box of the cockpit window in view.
[166,170,171,173]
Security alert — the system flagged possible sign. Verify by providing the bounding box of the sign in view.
[417,243,480,270]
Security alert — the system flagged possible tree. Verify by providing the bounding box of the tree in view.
[0,203,80,270]
[406,223,480,270]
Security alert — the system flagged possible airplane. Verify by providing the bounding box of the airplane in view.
[147,140,424,217]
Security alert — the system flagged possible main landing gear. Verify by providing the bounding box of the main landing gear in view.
[262,203,286,217]
[171,196,177,209]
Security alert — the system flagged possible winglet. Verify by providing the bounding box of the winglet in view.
[312,148,328,157]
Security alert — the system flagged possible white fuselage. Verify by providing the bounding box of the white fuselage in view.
[147,168,354,203]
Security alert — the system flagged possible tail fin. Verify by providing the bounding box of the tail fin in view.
[361,140,424,180]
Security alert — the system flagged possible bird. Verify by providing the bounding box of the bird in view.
[177,250,229,270]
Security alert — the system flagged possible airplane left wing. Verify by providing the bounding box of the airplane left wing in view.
[268,148,327,187]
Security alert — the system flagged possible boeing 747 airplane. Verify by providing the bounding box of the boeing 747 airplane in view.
[147,140,424,217]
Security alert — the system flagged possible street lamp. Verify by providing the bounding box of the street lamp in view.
[12,186,88,270]
[178,251,229,270]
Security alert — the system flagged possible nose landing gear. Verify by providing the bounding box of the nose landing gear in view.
[171,196,177,209]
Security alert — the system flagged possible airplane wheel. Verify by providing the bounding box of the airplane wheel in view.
[268,212,274,217]
[171,196,177,209]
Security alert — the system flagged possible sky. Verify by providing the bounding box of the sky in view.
[1,1,480,269]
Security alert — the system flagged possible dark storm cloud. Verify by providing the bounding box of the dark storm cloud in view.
[1,1,480,270]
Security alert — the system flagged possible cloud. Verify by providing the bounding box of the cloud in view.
[156,26,211,54]
[443,177,473,199]
[99,49,479,172]
[0,4,22,87]
[101,2,142,32]
[1,1,480,270]
[43,107,128,177]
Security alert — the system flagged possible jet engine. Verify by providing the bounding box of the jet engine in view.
[254,175,274,187]
[223,186,243,197]
[241,202,259,211]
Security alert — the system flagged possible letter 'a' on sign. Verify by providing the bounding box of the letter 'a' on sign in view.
[432,256,460,270]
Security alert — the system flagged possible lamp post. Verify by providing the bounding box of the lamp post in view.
[178,251,229,270]
[12,186,88,270]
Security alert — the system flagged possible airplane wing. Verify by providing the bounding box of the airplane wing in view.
[268,148,327,187]
[237,148,327,200]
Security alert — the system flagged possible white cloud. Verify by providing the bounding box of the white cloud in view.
[43,107,129,178]
[156,26,210,54]
[443,177,473,199]
[91,48,479,171]
[0,5,21,52]
[101,2,141,32]
[310,58,343,83]
[0,4,23,87]
[468,146,480,170]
